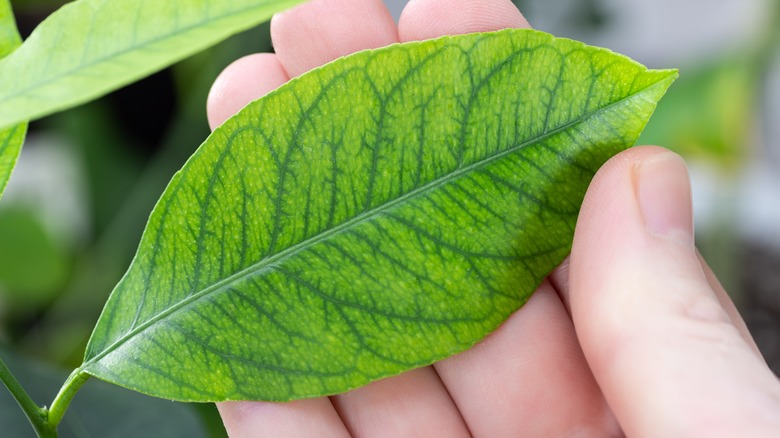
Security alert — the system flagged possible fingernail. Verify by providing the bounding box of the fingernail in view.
[636,151,694,247]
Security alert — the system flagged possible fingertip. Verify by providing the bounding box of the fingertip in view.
[270,0,398,78]
[218,399,349,438]
[570,146,708,357]
[636,150,694,247]
[398,0,530,42]
[206,53,289,130]
[330,367,469,437]
[568,146,667,312]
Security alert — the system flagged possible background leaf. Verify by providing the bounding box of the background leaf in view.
[0,0,306,130]
[0,0,26,199]
[0,0,20,55]
[0,348,208,438]
[83,29,676,402]
[0,123,24,199]
[0,207,68,305]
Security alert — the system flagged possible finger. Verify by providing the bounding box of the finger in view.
[270,0,398,78]
[548,256,572,317]
[206,53,289,130]
[218,398,349,438]
[330,367,470,437]
[698,250,763,356]
[434,282,621,436]
[570,146,780,436]
[552,200,758,353]
[398,0,529,42]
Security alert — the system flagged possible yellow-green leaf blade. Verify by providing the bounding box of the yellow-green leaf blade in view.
[0,0,306,130]
[0,0,26,200]
[0,0,20,56]
[0,123,25,199]
[83,29,677,402]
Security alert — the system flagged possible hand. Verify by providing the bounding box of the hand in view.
[206,1,780,436]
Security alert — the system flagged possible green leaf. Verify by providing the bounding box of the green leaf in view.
[638,56,754,170]
[0,0,25,200]
[0,0,20,56]
[0,0,307,130]
[0,122,24,199]
[0,207,69,304]
[83,29,676,402]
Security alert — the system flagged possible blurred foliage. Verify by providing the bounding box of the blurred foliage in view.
[638,0,780,171]
[0,207,68,307]
[639,1,779,298]
[9,18,273,364]
[515,0,611,31]
[8,0,65,8]
[2,0,779,435]
[639,57,757,171]
[8,0,66,38]
[3,2,275,435]
[1,347,208,437]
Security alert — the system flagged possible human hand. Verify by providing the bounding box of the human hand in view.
[206,1,780,436]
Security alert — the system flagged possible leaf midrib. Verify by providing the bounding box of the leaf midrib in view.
[0,0,293,108]
[82,76,670,369]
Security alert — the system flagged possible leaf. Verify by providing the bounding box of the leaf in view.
[0,0,20,56]
[638,56,754,170]
[82,29,676,402]
[0,0,26,199]
[0,207,69,303]
[0,348,209,438]
[0,0,307,130]
[0,123,24,198]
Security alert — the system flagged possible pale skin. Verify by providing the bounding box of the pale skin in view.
[205,0,780,436]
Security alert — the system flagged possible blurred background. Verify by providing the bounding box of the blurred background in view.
[1,0,778,436]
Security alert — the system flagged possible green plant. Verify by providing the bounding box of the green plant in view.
[0,0,25,199]
[0,0,675,436]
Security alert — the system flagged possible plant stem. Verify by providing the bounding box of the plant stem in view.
[0,356,55,437]
[46,368,89,428]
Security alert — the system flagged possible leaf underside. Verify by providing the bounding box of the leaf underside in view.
[83,29,676,402]
[0,0,306,130]
[0,0,26,200]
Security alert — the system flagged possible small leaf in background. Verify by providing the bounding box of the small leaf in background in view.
[638,56,756,171]
[0,207,68,308]
[83,29,676,402]
[0,0,19,56]
[0,0,307,130]
[0,348,209,438]
[0,0,26,199]
[0,123,24,199]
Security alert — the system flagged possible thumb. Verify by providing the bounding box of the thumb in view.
[569,146,780,437]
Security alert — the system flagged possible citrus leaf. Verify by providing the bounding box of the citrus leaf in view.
[0,0,26,200]
[0,0,306,130]
[83,29,676,402]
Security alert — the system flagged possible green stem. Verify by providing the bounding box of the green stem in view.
[0,356,54,437]
[46,368,89,428]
